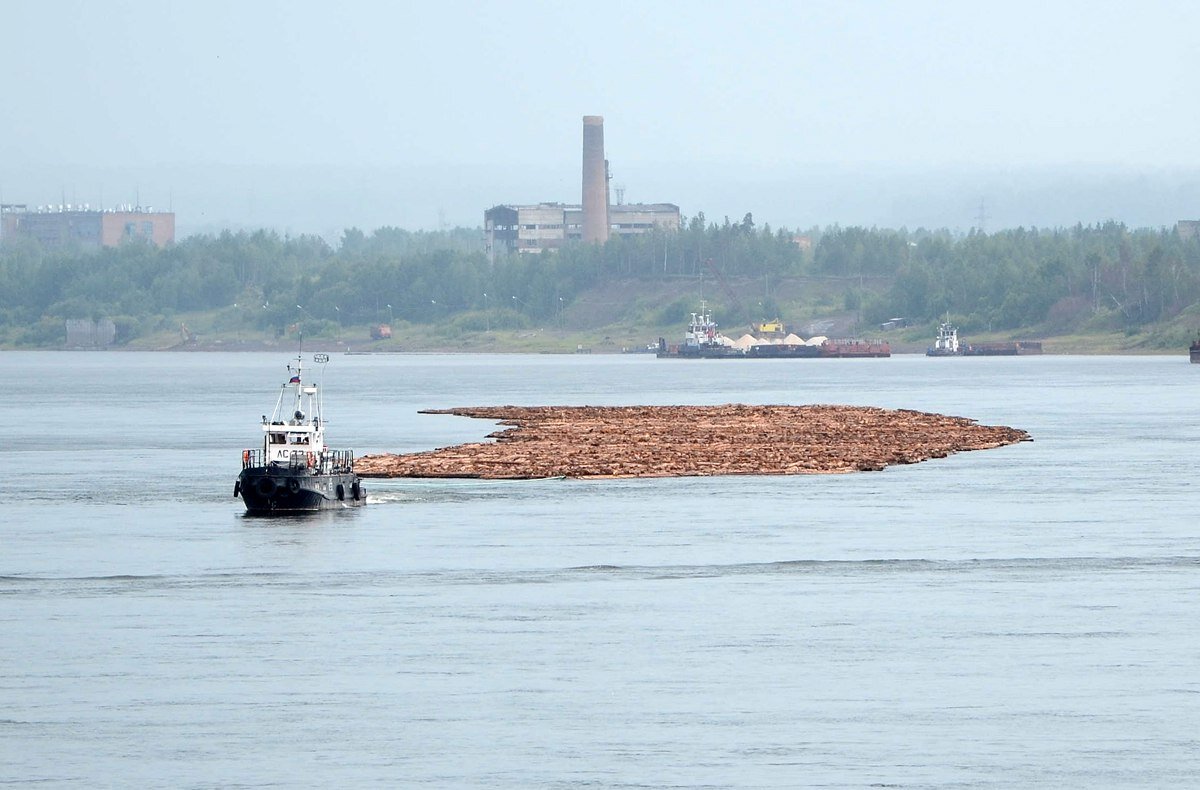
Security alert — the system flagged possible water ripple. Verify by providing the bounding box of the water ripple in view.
[3,555,1197,597]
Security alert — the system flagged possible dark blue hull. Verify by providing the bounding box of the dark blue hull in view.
[236,466,365,515]
[746,343,822,358]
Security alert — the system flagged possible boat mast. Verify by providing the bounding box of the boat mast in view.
[292,332,304,417]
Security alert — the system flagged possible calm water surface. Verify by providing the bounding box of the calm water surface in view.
[2,351,1198,788]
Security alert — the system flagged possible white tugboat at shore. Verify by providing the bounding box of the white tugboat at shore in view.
[656,301,739,358]
[235,346,365,514]
[926,320,963,356]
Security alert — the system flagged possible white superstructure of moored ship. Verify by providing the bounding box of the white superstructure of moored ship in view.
[927,320,962,356]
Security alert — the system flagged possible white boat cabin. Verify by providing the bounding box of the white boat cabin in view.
[932,321,960,353]
[685,301,726,348]
[262,358,327,465]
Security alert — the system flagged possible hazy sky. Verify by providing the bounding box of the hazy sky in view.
[3,0,1200,235]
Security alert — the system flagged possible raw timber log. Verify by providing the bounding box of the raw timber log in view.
[354,404,1030,480]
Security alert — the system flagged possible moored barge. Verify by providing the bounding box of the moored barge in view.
[657,303,889,359]
[962,340,1043,356]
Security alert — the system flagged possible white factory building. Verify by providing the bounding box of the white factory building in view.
[484,116,680,261]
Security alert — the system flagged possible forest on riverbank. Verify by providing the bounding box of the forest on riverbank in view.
[3,214,1200,350]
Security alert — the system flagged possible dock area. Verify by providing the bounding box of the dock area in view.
[354,404,1030,480]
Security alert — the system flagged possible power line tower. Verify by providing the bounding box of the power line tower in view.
[974,198,989,232]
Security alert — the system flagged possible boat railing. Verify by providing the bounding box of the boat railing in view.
[825,338,889,346]
[322,449,356,474]
[242,448,355,473]
[286,451,314,471]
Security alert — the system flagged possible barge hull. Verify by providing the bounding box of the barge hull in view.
[819,341,891,358]
[963,341,1043,356]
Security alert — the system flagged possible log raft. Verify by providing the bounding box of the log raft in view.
[354,405,1030,480]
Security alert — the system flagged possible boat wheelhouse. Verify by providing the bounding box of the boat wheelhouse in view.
[927,321,962,356]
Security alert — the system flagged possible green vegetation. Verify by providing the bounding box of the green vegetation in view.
[3,215,1200,352]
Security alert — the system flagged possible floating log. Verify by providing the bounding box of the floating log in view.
[354,404,1030,480]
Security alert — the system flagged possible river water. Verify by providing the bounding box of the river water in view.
[2,351,1198,788]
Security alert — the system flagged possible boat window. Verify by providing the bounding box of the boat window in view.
[269,433,287,443]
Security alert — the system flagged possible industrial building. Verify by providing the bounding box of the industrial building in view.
[0,203,176,249]
[484,201,680,258]
[484,116,680,260]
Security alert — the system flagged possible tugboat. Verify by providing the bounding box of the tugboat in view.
[926,320,962,356]
[235,347,365,514]
[656,301,740,358]
[1191,334,1200,363]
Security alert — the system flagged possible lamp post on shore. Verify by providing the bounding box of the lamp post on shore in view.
[296,304,312,336]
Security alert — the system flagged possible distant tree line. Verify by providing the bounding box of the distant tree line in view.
[2,214,1198,345]
[827,221,1200,334]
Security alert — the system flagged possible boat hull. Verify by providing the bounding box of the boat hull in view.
[656,339,886,359]
[819,341,891,358]
[746,344,823,358]
[656,340,742,358]
[236,466,366,515]
[963,341,1043,356]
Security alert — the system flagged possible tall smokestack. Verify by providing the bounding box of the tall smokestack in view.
[582,115,609,244]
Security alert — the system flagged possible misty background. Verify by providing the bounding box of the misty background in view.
[3,1,1199,240]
